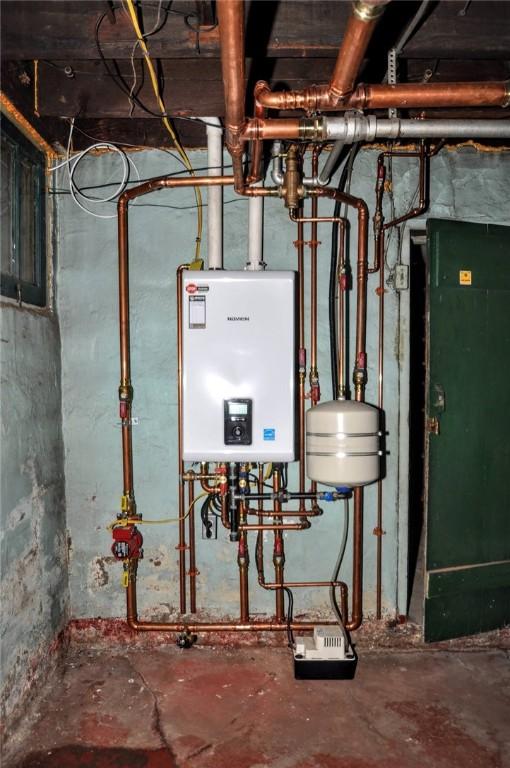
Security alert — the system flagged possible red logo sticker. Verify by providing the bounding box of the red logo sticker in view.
[186,284,198,294]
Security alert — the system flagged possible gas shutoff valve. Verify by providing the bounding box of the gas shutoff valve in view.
[111,525,143,561]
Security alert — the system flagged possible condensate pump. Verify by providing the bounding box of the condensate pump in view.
[293,626,357,680]
[306,399,381,487]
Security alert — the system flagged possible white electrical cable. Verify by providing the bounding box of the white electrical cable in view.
[49,119,140,219]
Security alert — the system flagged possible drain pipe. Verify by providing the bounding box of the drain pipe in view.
[206,117,224,269]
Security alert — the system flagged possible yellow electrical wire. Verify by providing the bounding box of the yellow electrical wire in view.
[123,0,203,263]
[107,491,211,531]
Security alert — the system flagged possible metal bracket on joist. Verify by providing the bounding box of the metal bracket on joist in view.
[387,48,398,120]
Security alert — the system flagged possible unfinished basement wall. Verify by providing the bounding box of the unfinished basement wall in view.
[56,146,510,627]
[0,297,68,731]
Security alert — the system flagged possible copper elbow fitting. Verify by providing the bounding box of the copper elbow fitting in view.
[353,0,391,21]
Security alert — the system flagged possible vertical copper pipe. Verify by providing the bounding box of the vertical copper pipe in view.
[375,245,385,619]
[217,0,246,191]
[310,152,319,388]
[309,152,322,505]
[247,101,265,184]
[188,478,197,614]
[176,264,188,614]
[238,500,250,622]
[297,220,307,510]
[313,186,369,631]
[118,201,135,499]
[273,469,285,621]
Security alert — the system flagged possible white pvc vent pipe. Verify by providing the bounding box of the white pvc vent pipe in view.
[246,181,265,271]
[205,117,223,269]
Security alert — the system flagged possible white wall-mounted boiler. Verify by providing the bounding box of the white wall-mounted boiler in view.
[182,271,296,462]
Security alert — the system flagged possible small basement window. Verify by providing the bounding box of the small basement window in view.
[1,116,46,307]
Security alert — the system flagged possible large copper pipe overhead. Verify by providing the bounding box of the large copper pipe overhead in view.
[217,0,246,191]
[350,81,510,110]
[255,0,390,112]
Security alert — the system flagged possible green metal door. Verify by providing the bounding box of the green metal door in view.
[424,219,510,642]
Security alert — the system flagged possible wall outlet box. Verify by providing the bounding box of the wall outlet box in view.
[395,264,409,291]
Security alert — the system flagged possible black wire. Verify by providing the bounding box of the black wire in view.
[329,143,360,400]
[247,474,273,490]
[50,162,234,194]
[49,189,247,210]
[201,496,215,538]
[94,9,222,129]
[283,587,295,648]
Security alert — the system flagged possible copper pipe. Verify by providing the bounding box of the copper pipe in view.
[370,142,433,616]
[290,212,346,225]
[329,0,390,102]
[176,264,188,614]
[254,80,510,115]
[254,1,389,112]
[247,509,321,518]
[309,150,320,390]
[238,502,250,622]
[375,247,385,620]
[242,119,301,141]
[297,220,307,512]
[220,492,230,530]
[240,522,311,531]
[127,573,339,632]
[118,176,241,615]
[313,186,369,631]
[188,478,197,614]
[199,462,219,493]
[350,80,510,110]
[217,0,246,191]
[182,471,217,482]
[315,187,369,400]
[273,469,285,621]
[247,100,266,184]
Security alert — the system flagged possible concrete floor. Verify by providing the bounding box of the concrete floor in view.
[4,642,510,768]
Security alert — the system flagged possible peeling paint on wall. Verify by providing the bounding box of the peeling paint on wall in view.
[0,307,68,734]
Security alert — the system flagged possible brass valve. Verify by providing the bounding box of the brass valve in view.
[282,145,304,210]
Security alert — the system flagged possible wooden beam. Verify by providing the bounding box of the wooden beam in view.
[0,0,347,60]
[400,1,510,59]
[32,58,335,118]
[2,0,509,62]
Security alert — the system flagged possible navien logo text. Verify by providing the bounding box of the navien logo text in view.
[227,316,250,321]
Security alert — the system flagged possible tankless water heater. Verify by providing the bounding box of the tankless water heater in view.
[182,271,296,461]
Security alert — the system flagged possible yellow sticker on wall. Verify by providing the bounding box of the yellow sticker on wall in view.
[459,270,472,286]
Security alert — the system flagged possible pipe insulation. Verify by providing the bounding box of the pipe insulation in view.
[206,117,224,269]
[325,116,510,142]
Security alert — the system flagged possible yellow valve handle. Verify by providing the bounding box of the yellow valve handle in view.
[122,571,129,588]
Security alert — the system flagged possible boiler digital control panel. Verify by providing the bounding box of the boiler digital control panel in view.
[224,398,252,445]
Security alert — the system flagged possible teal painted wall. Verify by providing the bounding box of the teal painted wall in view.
[0,302,68,728]
[55,147,510,624]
